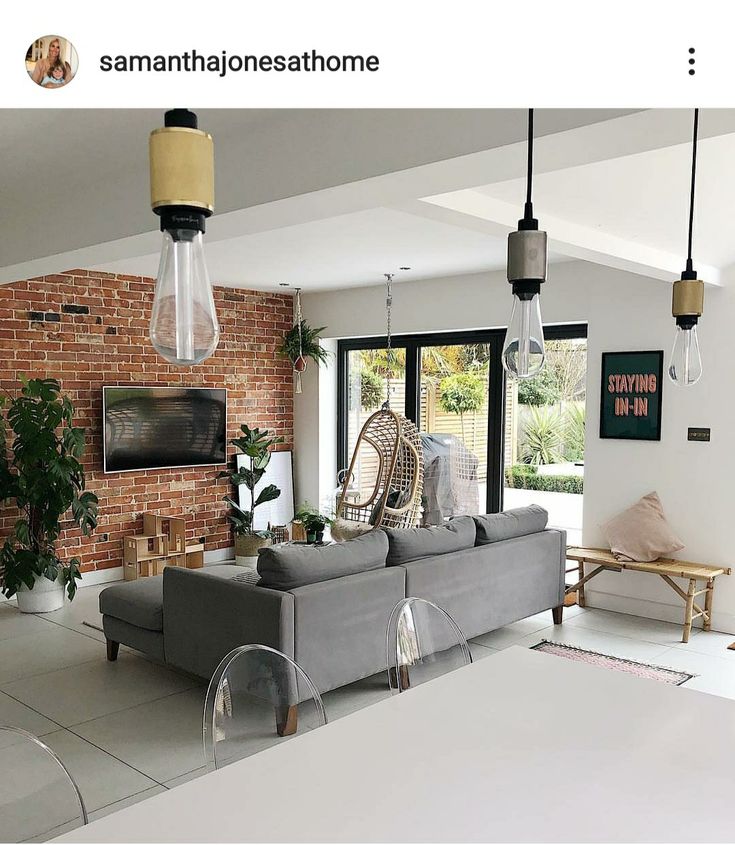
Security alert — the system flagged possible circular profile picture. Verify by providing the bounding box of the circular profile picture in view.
[25,35,78,89]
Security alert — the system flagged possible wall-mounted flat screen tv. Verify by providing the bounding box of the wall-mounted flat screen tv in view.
[103,386,227,473]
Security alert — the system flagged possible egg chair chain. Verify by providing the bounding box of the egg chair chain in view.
[382,273,394,411]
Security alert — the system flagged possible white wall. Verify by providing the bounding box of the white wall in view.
[296,260,735,633]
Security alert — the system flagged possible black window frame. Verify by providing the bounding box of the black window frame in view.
[337,323,587,515]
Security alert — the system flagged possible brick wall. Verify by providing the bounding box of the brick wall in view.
[0,270,294,574]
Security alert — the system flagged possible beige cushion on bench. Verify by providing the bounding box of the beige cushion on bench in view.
[602,491,684,562]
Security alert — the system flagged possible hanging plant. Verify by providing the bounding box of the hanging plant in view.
[281,320,330,368]
[280,288,330,393]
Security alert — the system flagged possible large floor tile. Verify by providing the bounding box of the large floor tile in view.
[515,623,673,663]
[653,648,735,699]
[0,691,61,748]
[322,672,392,721]
[3,651,201,727]
[0,626,101,685]
[469,642,499,662]
[565,608,698,646]
[0,603,60,642]
[164,767,207,789]
[72,687,207,783]
[88,786,167,822]
[41,584,108,643]
[43,729,159,812]
[672,630,735,659]
[470,617,550,651]
[1,728,158,841]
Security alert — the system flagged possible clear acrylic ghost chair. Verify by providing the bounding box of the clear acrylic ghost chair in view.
[386,597,472,693]
[202,644,327,771]
[0,726,88,842]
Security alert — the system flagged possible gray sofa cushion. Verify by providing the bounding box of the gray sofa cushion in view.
[99,577,164,631]
[257,531,389,591]
[474,505,548,545]
[385,515,476,566]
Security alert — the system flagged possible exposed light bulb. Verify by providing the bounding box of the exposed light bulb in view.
[149,108,217,366]
[668,322,702,386]
[668,110,704,387]
[502,291,545,379]
[504,110,547,381]
[149,229,219,366]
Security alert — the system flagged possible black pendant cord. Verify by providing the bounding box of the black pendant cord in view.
[526,109,534,207]
[520,108,538,229]
[685,108,699,275]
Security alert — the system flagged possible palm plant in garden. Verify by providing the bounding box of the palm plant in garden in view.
[0,378,98,604]
[564,403,586,461]
[521,405,564,465]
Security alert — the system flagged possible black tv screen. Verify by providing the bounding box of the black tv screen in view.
[103,387,227,473]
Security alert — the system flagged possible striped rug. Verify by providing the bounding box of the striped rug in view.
[531,640,693,685]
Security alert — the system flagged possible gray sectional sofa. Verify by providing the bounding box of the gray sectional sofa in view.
[100,506,566,693]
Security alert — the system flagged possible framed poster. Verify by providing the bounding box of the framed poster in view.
[600,351,664,441]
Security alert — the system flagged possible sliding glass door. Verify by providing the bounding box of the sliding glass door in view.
[503,333,587,545]
[338,325,586,524]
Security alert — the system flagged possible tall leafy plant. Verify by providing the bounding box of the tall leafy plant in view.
[521,406,564,466]
[219,425,284,538]
[0,378,98,601]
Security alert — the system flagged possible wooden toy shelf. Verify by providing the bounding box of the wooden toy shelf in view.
[122,513,204,580]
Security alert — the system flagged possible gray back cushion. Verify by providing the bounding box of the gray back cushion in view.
[385,516,476,566]
[257,530,389,590]
[474,505,548,544]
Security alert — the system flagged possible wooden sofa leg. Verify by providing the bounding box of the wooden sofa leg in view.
[388,665,411,691]
[552,605,564,625]
[275,704,298,737]
[106,639,120,661]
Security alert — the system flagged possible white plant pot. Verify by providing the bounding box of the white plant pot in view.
[16,574,65,613]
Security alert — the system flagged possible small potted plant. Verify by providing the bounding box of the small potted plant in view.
[0,378,98,612]
[219,425,284,567]
[294,503,333,544]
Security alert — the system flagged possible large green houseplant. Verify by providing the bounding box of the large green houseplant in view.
[219,424,284,566]
[0,378,98,612]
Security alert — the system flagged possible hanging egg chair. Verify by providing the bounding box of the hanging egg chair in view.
[333,274,424,539]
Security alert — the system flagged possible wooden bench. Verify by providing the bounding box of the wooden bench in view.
[565,547,731,643]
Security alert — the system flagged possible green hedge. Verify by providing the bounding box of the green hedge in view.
[504,464,583,494]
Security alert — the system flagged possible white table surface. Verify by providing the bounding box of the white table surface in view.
[56,646,735,843]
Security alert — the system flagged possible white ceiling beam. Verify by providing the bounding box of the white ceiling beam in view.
[409,193,721,286]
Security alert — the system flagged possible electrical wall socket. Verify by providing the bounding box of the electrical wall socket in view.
[687,427,710,442]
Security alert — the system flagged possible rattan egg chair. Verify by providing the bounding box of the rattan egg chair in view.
[334,407,423,536]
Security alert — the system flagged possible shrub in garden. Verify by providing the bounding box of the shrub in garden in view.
[504,464,583,494]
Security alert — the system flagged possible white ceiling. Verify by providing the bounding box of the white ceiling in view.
[95,206,567,288]
[2,108,735,292]
[476,133,735,269]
